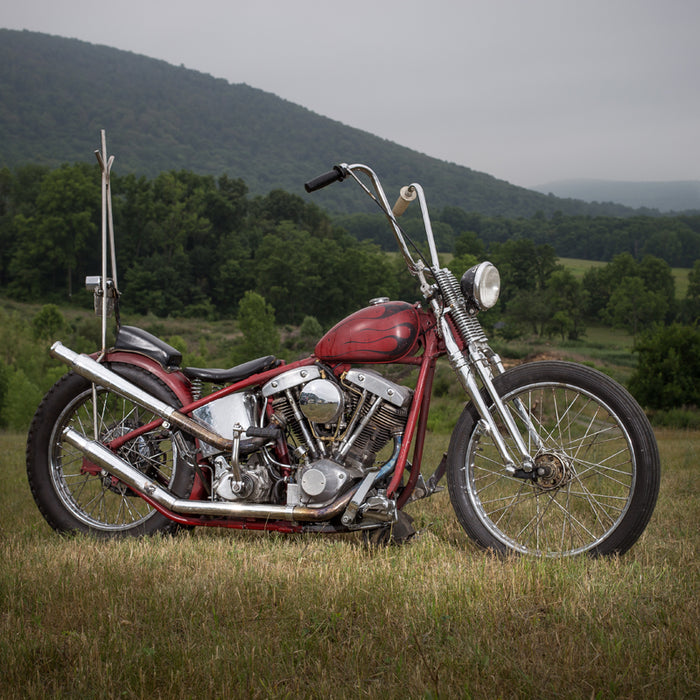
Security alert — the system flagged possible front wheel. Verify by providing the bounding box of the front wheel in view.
[447,361,660,556]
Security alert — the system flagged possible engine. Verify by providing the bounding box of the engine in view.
[193,365,412,509]
[264,366,412,507]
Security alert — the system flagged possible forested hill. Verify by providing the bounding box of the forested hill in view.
[0,28,649,218]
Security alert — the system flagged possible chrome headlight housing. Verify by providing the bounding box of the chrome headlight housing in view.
[460,262,500,310]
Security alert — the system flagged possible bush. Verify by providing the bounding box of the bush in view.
[2,368,42,431]
[231,291,279,364]
[31,304,65,340]
[628,323,700,410]
[0,361,9,428]
[649,408,700,430]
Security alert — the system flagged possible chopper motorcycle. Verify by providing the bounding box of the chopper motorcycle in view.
[26,151,660,556]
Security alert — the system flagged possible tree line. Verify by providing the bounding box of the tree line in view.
[2,162,699,323]
[0,162,698,419]
[0,162,407,326]
[338,206,700,267]
[1,162,698,334]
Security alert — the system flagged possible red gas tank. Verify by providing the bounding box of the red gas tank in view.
[315,301,421,363]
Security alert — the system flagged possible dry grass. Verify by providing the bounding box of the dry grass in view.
[1,428,698,699]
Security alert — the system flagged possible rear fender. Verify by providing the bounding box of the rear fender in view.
[101,350,194,407]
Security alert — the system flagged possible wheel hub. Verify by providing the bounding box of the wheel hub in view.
[533,452,568,490]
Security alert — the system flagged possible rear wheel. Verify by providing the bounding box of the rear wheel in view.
[27,363,194,537]
[447,361,660,556]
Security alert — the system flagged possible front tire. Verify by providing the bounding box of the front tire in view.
[447,361,660,556]
[27,363,195,537]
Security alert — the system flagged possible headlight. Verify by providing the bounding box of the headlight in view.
[460,262,500,310]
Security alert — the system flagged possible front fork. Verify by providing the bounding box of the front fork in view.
[439,315,540,474]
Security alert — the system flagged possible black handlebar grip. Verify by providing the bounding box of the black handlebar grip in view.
[304,165,346,193]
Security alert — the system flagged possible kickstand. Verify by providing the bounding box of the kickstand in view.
[364,510,417,547]
[426,453,447,493]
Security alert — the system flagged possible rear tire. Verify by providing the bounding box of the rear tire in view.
[447,361,660,556]
[27,363,195,537]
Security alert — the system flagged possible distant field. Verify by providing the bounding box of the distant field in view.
[558,256,605,277]
[435,256,689,299]
[672,267,690,298]
[559,257,690,298]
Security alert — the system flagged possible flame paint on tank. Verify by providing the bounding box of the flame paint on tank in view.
[315,301,421,363]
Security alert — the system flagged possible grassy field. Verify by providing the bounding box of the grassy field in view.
[559,257,692,299]
[1,426,698,699]
[0,257,697,697]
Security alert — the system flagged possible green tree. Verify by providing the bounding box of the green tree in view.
[629,324,700,410]
[8,163,99,299]
[32,304,65,340]
[547,310,575,342]
[447,229,484,280]
[453,229,486,260]
[638,255,676,322]
[544,269,588,340]
[447,253,479,281]
[480,238,561,338]
[214,253,254,315]
[505,290,551,337]
[233,291,280,363]
[334,213,395,249]
[679,260,700,324]
[286,315,324,355]
[582,253,638,321]
[203,174,248,233]
[604,277,668,337]
[299,315,323,343]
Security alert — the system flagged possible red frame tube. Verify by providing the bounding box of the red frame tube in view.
[386,330,441,500]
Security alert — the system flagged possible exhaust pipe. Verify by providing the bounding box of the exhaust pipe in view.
[51,342,231,452]
[62,427,354,522]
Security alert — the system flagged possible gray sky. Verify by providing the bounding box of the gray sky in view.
[2,0,699,187]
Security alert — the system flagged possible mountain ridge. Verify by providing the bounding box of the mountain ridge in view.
[0,28,683,217]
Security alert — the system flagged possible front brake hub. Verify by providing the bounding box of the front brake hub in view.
[533,452,567,490]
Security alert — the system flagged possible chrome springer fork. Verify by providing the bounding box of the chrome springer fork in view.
[342,162,541,475]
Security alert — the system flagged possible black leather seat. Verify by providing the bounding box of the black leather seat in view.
[114,325,183,369]
[182,356,279,383]
[114,325,279,383]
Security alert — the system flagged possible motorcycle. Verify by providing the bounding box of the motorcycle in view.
[26,140,660,556]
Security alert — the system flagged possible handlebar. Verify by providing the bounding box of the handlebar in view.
[305,163,440,275]
[392,185,417,218]
[304,166,347,193]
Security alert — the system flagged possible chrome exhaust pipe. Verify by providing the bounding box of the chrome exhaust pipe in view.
[51,341,231,452]
[62,427,353,522]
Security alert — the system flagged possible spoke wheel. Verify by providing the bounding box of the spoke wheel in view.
[27,364,194,537]
[447,361,659,556]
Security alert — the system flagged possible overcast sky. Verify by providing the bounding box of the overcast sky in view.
[3,0,699,187]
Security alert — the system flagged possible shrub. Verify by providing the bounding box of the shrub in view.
[628,323,700,410]
[2,368,42,431]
